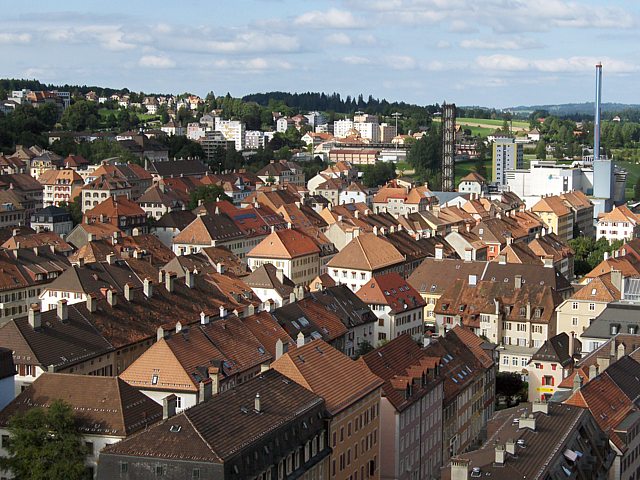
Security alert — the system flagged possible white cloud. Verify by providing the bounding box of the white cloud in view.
[385,55,417,70]
[327,33,352,45]
[341,56,372,65]
[138,55,176,69]
[213,57,292,71]
[202,32,300,53]
[475,55,639,73]
[294,8,361,28]
[0,33,31,44]
[436,40,450,48]
[460,37,543,50]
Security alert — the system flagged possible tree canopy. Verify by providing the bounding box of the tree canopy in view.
[0,400,88,480]
[406,124,441,188]
[188,184,228,209]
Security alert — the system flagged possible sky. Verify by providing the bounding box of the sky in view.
[1,0,639,108]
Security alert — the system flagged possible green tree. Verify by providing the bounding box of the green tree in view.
[535,140,547,160]
[406,124,441,188]
[496,372,525,399]
[0,400,88,480]
[60,197,83,225]
[355,341,374,358]
[188,185,228,209]
[60,100,99,131]
[362,162,396,188]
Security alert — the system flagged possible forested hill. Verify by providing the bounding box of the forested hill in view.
[241,91,440,116]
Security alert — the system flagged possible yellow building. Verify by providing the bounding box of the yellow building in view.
[531,195,574,241]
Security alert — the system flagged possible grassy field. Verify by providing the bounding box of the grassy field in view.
[457,117,530,129]
[455,159,492,186]
[614,160,640,200]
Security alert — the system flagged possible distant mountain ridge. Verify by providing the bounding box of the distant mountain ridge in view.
[506,102,640,116]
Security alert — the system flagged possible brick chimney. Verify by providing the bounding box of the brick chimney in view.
[57,299,68,322]
[198,379,212,404]
[435,243,443,260]
[28,304,41,329]
[185,269,195,289]
[200,311,210,325]
[514,275,522,290]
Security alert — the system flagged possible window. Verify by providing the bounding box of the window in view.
[192,469,200,480]
[572,302,578,310]
[572,317,578,326]
[120,462,128,474]
[85,441,94,456]
[156,465,166,476]
[589,303,595,311]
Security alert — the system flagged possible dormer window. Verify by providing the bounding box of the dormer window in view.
[611,324,620,335]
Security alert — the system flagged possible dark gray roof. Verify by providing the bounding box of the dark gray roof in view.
[308,284,377,329]
[147,158,209,177]
[30,206,72,223]
[153,210,196,230]
[582,302,640,340]
[245,264,295,297]
[531,332,580,366]
[100,369,324,462]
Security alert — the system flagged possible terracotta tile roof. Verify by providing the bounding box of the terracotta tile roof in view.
[173,214,244,246]
[564,356,640,450]
[85,172,131,191]
[242,311,296,358]
[459,172,486,183]
[531,195,571,216]
[85,195,146,219]
[102,369,325,462]
[408,258,486,295]
[200,246,248,277]
[37,168,83,185]
[361,334,441,412]
[272,339,383,415]
[2,231,73,254]
[496,243,543,266]
[137,184,184,206]
[63,154,89,168]
[598,204,640,224]
[356,272,425,314]
[0,373,162,436]
[248,228,320,260]
[570,274,619,302]
[0,305,113,369]
[327,233,405,271]
[559,190,592,210]
[528,233,574,262]
[270,298,348,344]
[585,256,640,280]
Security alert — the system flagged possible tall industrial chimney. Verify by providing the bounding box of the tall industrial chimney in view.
[594,63,602,160]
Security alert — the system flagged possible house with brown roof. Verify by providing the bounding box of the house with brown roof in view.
[527,332,580,402]
[443,401,613,480]
[256,160,305,187]
[247,228,321,287]
[373,183,434,215]
[2,230,73,256]
[245,263,296,308]
[356,273,425,345]
[81,172,132,213]
[597,204,640,243]
[457,172,487,195]
[65,222,123,249]
[120,312,272,412]
[528,232,575,280]
[556,272,622,346]
[563,355,640,480]
[84,195,147,235]
[361,335,444,480]
[136,183,186,219]
[272,339,384,479]
[434,273,562,374]
[423,326,495,462]
[327,232,406,293]
[0,373,163,478]
[172,213,245,258]
[37,168,84,207]
[531,194,575,241]
[559,190,594,237]
[97,369,330,480]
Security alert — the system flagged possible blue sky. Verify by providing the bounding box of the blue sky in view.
[2,0,639,108]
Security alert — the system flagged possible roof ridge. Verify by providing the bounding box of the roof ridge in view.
[115,377,127,434]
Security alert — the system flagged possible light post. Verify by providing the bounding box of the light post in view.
[392,112,402,149]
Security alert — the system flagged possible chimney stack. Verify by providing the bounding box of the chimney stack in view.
[617,343,626,360]
[86,294,97,313]
[216,262,225,274]
[162,394,177,419]
[276,268,284,284]
[275,339,284,360]
[519,413,536,431]
[450,458,470,480]
[435,243,443,260]
[573,372,583,393]
[28,304,41,329]
[594,63,602,160]
[254,393,261,413]
[589,363,599,380]
[611,269,622,293]
[569,331,575,357]
[157,326,165,341]
[107,289,118,307]
[505,439,516,456]
[106,253,116,265]
[198,379,212,404]
[143,278,153,298]
[185,269,195,289]
[464,247,472,262]
[297,332,305,347]
[165,272,176,293]
[200,311,210,325]
[495,444,506,465]
[124,283,134,302]
[57,299,68,322]
[532,400,549,415]
[514,275,522,290]
[219,306,227,318]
